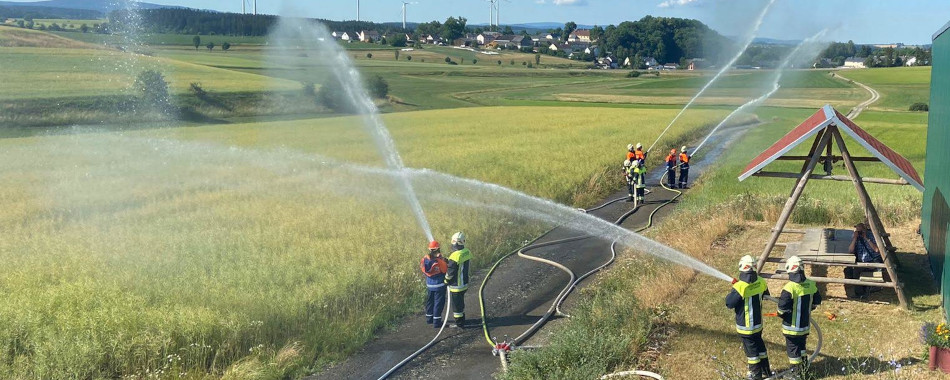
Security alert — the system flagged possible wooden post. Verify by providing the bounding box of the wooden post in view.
[756,129,833,272]
[830,126,909,309]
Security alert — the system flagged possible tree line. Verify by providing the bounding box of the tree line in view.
[109,8,410,37]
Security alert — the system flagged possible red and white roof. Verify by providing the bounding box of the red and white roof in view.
[738,105,923,191]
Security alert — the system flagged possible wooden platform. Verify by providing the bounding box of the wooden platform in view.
[782,228,857,264]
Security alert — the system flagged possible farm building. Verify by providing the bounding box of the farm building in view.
[924,20,950,317]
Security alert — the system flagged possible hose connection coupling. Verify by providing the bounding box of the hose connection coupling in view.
[731,277,739,284]
[492,342,512,356]
[576,208,587,214]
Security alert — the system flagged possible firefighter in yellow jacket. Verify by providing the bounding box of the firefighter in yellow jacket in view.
[777,256,822,379]
[726,255,772,380]
[445,232,472,328]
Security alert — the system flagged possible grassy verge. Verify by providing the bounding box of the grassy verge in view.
[502,103,935,379]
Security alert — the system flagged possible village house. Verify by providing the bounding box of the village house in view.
[549,42,574,55]
[644,57,658,68]
[332,31,352,41]
[477,31,501,45]
[423,34,441,44]
[662,62,678,70]
[843,57,866,68]
[358,30,381,43]
[511,35,532,50]
[568,29,591,43]
[686,58,706,70]
[584,45,600,56]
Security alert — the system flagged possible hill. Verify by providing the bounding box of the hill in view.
[0,0,174,13]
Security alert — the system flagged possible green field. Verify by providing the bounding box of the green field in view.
[836,66,932,112]
[0,24,937,379]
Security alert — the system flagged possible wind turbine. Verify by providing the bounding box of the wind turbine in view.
[241,0,256,15]
[402,2,418,29]
[485,0,496,31]
[495,0,510,32]
[357,0,361,21]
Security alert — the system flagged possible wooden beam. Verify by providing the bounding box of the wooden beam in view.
[775,155,880,162]
[760,273,897,288]
[757,130,832,272]
[831,126,909,309]
[752,171,910,186]
[770,228,807,234]
[764,257,887,269]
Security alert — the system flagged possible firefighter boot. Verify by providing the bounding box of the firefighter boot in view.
[760,358,772,379]
[746,364,761,380]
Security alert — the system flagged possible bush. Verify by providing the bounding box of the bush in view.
[472,59,478,64]
[301,81,315,97]
[627,71,641,78]
[365,75,389,99]
[406,55,412,61]
[366,53,373,59]
[497,60,502,65]
[318,77,351,113]
[444,56,452,63]
[134,70,169,105]
[909,102,929,112]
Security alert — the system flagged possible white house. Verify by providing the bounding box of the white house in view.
[584,45,600,56]
[568,29,591,43]
[843,57,865,69]
[334,32,351,41]
[549,43,573,54]
[905,56,918,66]
[644,57,658,68]
[662,63,678,70]
[358,30,381,43]
[424,34,441,44]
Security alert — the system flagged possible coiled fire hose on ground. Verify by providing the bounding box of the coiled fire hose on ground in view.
[479,182,683,378]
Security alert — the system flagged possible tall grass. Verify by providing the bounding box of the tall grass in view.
[0,106,721,377]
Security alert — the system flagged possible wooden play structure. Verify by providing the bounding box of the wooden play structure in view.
[738,105,924,309]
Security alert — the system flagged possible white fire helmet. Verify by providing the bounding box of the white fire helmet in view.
[451,231,466,245]
[785,256,803,273]
[623,159,632,167]
[738,255,756,272]
[681,146,688,152]
[627,143,635,151]
[636,143,642,149]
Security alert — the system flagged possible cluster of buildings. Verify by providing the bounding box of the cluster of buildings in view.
[328,28,705,71]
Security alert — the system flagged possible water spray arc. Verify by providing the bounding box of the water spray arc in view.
[692,29,829,156]
[647,0,777,154]
[273,20,435,241]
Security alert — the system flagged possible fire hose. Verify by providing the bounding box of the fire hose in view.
[480,182,683,377]
[376,290,451,380]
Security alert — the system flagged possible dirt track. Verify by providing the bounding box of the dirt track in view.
[312,122,755,380]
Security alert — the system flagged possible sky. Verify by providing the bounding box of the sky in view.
[7,0,950,44]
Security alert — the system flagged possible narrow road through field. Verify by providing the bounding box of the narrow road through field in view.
[312,121,758,380]
[834,72,880,119]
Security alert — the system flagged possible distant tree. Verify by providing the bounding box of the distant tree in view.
[193,35,201,50]
[366,75,389,98]
[319,77,351,113]
[472,58,477,64]
[522,61,527,66]
[391,34,407,47]
[206,41,215,51]
[564,21,577,38]
[534,53,541,65]
[527,62,533,68]
[503,25,514,35]
[80,23,89,33]
[473,27,483,35]
[134,70,169,106]
[460,57,465,64]
[510,59,515,65]
[441,16,467,41]
[497,60,502,65]
[445,56,452,63]
[380,36,387,45]
[863,56,876,68]
[25,20,33,29]
[909,102,929,112]
[627,70,641,77]
[222,42,230,52]
[366,52,373,58]
[16,20,24,28]
[394,49,400,60]
[406,55,412,61]
[590,25,604,44]
[301,81,315,97]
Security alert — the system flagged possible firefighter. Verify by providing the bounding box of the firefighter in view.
[632,159,647,205]
[665,148,678,188]
[623,159,635,201]
[634,142,646,161]
[678,146,691,189]
[777,256,822,379]
[626,144,636,162]
[420,241,448,328]
[445,232,472,328]
[726,255,772,380]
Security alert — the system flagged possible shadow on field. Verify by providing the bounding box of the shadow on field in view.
[808,354,919,378]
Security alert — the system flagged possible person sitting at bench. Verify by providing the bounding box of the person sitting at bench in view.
[844,222,886,298]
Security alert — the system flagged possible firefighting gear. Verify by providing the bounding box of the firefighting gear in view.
[739,255,756,272]
[727,270,769,335]
[665,149,678,187]
[740,333,771,379]
[632,163,647,203]
[421,248,448,328]
[678,150,690,188]
[446,242,472,327]
[785,255,803,273]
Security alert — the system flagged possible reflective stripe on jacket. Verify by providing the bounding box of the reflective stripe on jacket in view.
[632,167,647,188]
[420,255,447,289]
[726,276,768,335]
[778,277,820,336]
[445,248,472,292]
